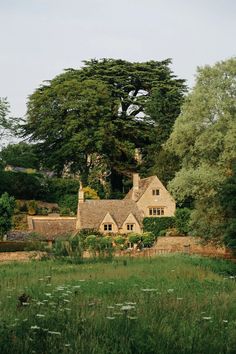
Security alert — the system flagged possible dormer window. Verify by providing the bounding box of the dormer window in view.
[152,189,160,196]
[104,223,112,231]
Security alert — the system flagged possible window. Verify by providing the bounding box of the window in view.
[104,223,112,231]
[152,189,160,196]
[127,224,134,231]
[149,207,164,216]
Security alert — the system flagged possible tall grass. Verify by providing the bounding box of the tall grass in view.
[0,255,236,354]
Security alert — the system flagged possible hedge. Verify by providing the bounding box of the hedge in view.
[0,241,45,252]
[143,217,176,236]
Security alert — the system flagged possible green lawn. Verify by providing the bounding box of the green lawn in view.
[0,255,236,354]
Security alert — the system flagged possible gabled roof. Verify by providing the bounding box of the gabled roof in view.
[124,176,156,201]
[78,199,143,230]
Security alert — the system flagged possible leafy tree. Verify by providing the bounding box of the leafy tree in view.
[175,208,191,235]
[166,58,236,241]
[0,142,40,169]
[23,59,185,191]
[0,192,15,238]
[220,162,236,250]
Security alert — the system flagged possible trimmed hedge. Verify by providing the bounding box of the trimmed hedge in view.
[0,241,45,252]
[143,217,176,236]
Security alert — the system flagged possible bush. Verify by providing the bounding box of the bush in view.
[0,241,45,252]
[128,233,141,245]
[141,232,155,248]
[59,194,78,214]
[143,217,176,236]
[0,192,15,238]
[175,208,191,235]
[46,178,80,202]
[26,200,38,215]
[0,171,48,200]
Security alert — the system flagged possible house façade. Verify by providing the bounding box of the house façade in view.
[76,173,176,234]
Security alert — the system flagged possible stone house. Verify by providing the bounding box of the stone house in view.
[76,173,175,234]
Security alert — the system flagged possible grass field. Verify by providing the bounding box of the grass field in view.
[0,255,236,354]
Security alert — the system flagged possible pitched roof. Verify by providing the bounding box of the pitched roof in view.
[124,176,156,201]
[78,199,143,230]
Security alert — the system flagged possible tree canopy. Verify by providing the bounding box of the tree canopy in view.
[0,142,40,169]
[166,57,236,241]
[23,58,185,190]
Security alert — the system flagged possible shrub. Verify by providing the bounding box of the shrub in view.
[175,208,191,235]
[141,232,155,248]
[143,217,176,236]
[26,200,38,215]
[128,233,141,245]
[0,192,15,238]
[114,236,126,245]
[59,207,71,216]
[58,194,78,214]
[0,241,45,252]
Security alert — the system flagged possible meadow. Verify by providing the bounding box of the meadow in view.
[0,255,236,354]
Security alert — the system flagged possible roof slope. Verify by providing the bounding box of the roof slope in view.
[78,199,143,230]
[124,176,155,201]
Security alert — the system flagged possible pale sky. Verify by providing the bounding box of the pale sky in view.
[0,0,235,117]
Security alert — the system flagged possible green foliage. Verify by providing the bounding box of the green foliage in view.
[175,208,191,235]
[141,232,155,248]
[0,241,42,252]
[0,192,15,237]
[143,217,176,236]
[128,233,141,244]
[0,142,40,169]
[59,194,78,214]
[219,162,236,250]
[166,58,236,242]
[26,200,38,215]
[114,236,126,245]
[46,178,80,202]
[0,171,48,200]
[23,59,185,191]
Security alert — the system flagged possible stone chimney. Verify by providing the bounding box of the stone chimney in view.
[78,182,84,204]
[132,173,140,201]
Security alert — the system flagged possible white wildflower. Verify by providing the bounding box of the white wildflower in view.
[36,314,45,318]
[106,316,115,320]
[48,331,61,335]
[121,305,135,311]
[202,316,212,320]
[31,325,40,330]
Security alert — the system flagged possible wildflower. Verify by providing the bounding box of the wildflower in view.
[177,297,183,300]
[121,305,135,311]
[223,320,228,323]
[79,279,85,282]
[48,331,61,335]
[65,344,71,347]
[36,302,44,305]
[38,278,44,281]
[45,293,52,297]
[65,308,71,311]
[106,316,115,320]
[63,299,70,303]
[202,316,212,320]
[31,325,40,330]
[22,302,29,306]
[88,302,95,306]
[107,306,115,309]
[36,314,45,318]
[141,288,158,292]
[98,282,103,284]
[125,302,136,305]
[73,285,81,289]
[167,289,174,293]
[127,316,138,320]
[115,303,123,306]
[114,312,123,315]
[109,282,114,285]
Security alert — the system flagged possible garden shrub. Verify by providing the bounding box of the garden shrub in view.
[143,217,176,236]
[128,233,141,245]
[175,208,191,235]
[0,241,45,252]
[141,232,155,248]
[0,192,15,238]
[58,194,78,214]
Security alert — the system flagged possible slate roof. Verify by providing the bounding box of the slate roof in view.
[124,176,155,201]
[78,199,143,230]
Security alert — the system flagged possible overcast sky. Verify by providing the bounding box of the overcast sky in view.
[0,0,235,117]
